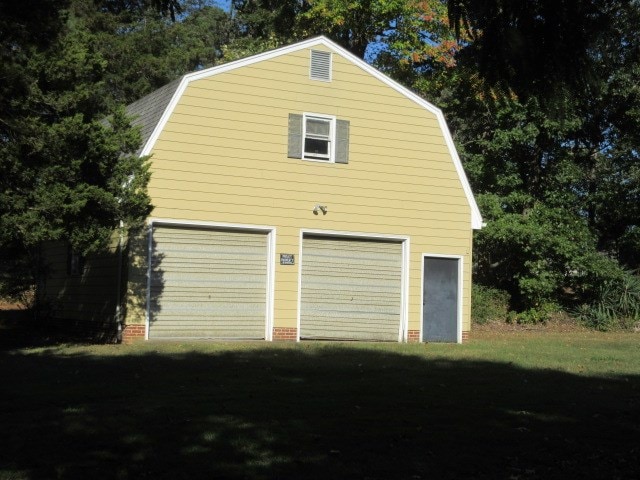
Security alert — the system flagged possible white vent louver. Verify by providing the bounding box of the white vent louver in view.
[310,50,332,82]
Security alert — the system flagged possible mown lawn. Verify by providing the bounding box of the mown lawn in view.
[0,327,638,479]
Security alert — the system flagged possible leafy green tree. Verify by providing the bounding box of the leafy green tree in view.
[0,1,157,301]
[231,0,306,40]
[219,0,308,60]
[418,1,640,316]
[297,0,462,63]
[73,0,234,105]
[227,0,464,75]
[446,0,615,106]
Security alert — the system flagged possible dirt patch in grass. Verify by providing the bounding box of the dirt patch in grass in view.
[0,299,23,310]
[473,312,591,337]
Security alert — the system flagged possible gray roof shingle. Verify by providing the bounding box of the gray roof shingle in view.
[126,78,182,154]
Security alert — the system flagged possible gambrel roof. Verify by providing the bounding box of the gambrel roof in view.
[126,78,181,154]
[126,36,483,229]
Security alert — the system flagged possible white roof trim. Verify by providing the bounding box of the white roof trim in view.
[140,36,483,229]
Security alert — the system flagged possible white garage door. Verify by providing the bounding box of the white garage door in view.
[148,225,268,339]
[300,235,403,341]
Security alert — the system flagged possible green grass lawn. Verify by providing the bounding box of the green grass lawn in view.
[0,330,638,479]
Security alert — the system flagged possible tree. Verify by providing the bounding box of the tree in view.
[227,0,465,75]
[296,0,462,64]
[0,1,163,301]
[73,0,234,106]
[231,0,306,40]
[418,0,640,316]
[446,0,615,106]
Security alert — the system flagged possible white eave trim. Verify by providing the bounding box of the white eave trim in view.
[139,36,483,229]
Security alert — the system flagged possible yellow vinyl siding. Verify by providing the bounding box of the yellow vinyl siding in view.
[148,154,462,189]
[125,230,149,326]
[128,44,474,336]
[40,233,122,333]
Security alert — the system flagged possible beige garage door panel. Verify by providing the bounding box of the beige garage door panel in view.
[149,226,268,339]
[300,236,403,341]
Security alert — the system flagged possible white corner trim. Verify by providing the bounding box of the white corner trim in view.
[401,237,411,342]
[139,36,483,228]
[145,223,153,340]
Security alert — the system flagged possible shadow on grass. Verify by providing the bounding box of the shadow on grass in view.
[0,343,638,480]
[0,309,97,349]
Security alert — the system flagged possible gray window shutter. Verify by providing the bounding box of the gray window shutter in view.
[335,119,350,164]
[288,113,303,158]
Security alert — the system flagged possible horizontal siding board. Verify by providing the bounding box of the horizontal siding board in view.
[149,155,460,189]
[156,127,451,159]
[150,178,470,215]
[146,197,470,226]
[160,117,446,150]
[175,96,440,136]
[40,239,121,325]
[148,164,465,197]
[148,194,470,226]
[187,79,433,122]
[168,107,443,141]
[149,159,465,196]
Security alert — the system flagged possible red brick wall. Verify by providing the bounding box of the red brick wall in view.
[407,330,469,343]
[407,330,420,342]
[122,324,145,343]
[272,327,297,341]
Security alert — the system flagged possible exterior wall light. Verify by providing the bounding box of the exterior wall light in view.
[313,204,328,215]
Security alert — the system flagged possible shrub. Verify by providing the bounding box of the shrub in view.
[574,271,640,331]
[472,284,510,324]
[507,302,559,325]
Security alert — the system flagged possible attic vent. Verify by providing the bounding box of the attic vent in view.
[310,50,332,82]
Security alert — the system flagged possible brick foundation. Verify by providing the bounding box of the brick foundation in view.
[407,330,420,342]
[272,327,297,341]
[407,330,470,343]
[122,324,146,343]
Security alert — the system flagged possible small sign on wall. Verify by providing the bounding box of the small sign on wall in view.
[280,253,295,265]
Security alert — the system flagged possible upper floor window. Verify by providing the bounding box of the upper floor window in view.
[303,115,333,161]
[288,113,350,164]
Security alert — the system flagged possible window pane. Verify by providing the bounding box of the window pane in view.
[305,138,329,156]
[306,118,330,137]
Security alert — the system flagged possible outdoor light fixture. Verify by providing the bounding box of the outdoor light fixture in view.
[313,204,328,215]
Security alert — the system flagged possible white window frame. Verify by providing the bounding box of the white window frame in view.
[302,113,336,162]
